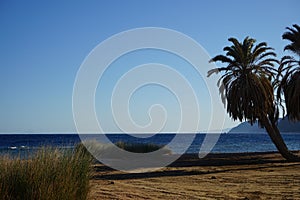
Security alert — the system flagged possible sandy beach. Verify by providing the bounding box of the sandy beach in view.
[88,151,300,200]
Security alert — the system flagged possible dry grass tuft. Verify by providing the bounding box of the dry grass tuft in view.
[0,144,93,200]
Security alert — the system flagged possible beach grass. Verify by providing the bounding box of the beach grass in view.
[0,144,93,200]
[115,141,169,153]
[82,140,172,159]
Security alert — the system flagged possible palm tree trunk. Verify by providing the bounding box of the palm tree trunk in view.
[261,115,300,161]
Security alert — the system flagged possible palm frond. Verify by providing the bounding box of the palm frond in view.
[209,55,233,63]
[282,24,300,56]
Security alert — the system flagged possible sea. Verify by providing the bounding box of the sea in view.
[0,133,299,158]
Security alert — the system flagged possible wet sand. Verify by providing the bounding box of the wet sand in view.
[88,151,300,199]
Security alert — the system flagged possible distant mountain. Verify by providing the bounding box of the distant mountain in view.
[278,118,300,132]
[229,121,265,133]
[229,117,300,133]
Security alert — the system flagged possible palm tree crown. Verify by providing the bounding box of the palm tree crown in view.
[208,37,278,125]
[277,24,300,121]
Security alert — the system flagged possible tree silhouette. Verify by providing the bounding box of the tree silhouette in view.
[208,36,299,161]
[277,24,300,121]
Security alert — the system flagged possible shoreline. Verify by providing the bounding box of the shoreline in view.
[172,150,300,164]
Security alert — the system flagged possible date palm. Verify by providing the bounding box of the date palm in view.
[277,24,300,121]
[208,37,299,161]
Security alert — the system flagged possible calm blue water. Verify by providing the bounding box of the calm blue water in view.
[0,133,299,156]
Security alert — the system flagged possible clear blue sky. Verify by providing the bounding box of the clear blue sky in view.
[0,0,299,133]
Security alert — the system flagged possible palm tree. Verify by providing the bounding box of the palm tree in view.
[277,24,300,121]
[208,36,299,161]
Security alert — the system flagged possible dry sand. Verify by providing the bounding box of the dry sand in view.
[88,151,300,200]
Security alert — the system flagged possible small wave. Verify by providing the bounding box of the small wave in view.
[6,146,30,150]
[19,145,30,149]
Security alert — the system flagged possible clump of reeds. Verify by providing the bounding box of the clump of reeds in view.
[115,141,170,153]
[82,140,172,160]
[0,144,93,200]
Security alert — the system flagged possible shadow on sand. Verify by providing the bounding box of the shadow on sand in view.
[92,151,300,180]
